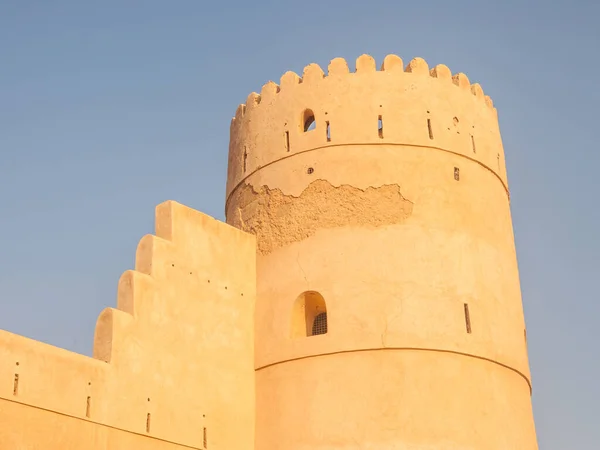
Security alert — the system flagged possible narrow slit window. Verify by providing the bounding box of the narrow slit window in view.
[326,121,331,142]
[427,118,433,139]
[464,303,472,334]
[454,167,460,181]
[378,115,383,138]
[203,427,208,448]
[146,413,151,433]
[471,135,476,153]
[285,131,290,152]
[243,146,248,172]
[86,396,91,418]
[13,374,19,396]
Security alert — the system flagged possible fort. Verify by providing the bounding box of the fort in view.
[0,53,539,449]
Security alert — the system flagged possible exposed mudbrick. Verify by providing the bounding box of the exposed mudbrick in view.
[229,179,414,254]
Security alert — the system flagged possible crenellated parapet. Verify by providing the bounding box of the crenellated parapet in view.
[226,53,508,205]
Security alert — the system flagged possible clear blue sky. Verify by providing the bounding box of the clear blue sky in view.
[0,0,597,447]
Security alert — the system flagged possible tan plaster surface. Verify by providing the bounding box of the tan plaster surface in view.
[257,351,537,450]
[0,201,255,449]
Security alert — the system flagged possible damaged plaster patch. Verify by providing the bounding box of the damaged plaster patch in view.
[228,179,414,255]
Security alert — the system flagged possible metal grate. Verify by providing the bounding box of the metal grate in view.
[312,312,328,336]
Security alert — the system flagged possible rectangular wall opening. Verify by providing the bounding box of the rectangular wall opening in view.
[464,303,472,333]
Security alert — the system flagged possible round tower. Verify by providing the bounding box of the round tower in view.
[225,54,538,449]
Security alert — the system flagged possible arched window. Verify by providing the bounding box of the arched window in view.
[291,291,328,338]
[302,109,316,132]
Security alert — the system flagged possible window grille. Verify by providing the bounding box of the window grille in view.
[312,312,328,336]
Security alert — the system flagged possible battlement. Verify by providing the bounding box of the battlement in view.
[226,53,508,204]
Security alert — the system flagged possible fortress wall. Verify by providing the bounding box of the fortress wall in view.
[0,399,199,450]
[226,54,537,449]
[226,54,506,206]
[228,145,529,382]
[0,201,256,450]
[256,350,538,450]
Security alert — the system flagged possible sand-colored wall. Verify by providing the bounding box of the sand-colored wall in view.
[0,201,256,450]
[226,54,506,205]
[226,54,538,449]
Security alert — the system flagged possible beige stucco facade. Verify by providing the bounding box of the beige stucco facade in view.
[0,53,538,449]
[0,203,256,449]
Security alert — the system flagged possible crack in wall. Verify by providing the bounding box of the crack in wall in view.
[227,179,414,255]
[296,252,309,290]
